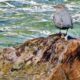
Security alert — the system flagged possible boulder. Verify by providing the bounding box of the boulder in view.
[0,34,80,80]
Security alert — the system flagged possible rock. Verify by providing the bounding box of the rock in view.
[47,37,80,80]
[0,34,80,80]
[3,47,18,62]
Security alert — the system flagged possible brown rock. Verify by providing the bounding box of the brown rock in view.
[47,36,80,80]
[0,34,80,80]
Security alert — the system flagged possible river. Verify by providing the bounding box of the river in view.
[0,0,80,47]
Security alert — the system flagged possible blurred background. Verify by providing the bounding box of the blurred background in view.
[0,0,80,47]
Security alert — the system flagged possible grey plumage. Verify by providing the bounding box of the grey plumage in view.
[53,4,73,33]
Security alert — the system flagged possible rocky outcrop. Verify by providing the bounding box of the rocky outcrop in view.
[0,34,80,80]
[47,38,80,80]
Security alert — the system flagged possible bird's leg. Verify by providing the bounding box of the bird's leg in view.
[65,29,68,40]
[59,29,62,35]
[66,29,68,36]
[56,29,61,36]
[58,29,63,38]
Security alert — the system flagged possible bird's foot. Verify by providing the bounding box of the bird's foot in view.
[60,33,68,40]
[61,33,65,39]
[56,32,67,39]
[64,35,68,40]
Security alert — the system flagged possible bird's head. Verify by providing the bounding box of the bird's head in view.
[53,4,66,10]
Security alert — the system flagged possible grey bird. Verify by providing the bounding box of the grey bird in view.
[53,4,73,35]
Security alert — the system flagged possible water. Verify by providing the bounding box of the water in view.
[0,0,80,47]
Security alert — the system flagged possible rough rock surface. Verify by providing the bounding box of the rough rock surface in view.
[0,34,80,80]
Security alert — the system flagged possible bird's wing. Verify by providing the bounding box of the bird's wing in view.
[53,13,63,27]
